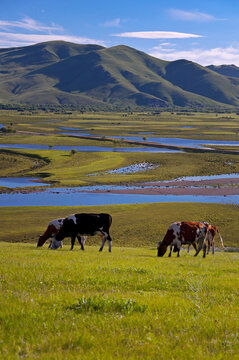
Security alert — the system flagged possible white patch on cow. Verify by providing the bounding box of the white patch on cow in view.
[49,218,64,231]
[49,237,62,250]
[67,215,77,224]
[171,238,181,248]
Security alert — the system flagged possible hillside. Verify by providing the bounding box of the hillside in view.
[1,41,239,108]
[207,64,239,79]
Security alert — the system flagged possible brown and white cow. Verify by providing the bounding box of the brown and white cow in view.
[52,213,113,252]
[157,221,224,258]
[37,218,64,248]
[37,218,87,250]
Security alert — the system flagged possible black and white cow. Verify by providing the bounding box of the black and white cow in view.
[52,213,112,252]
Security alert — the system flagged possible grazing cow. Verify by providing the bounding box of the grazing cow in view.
[37,218,64,248]
[157,221,224,258]
[205,224,222,255]
[53,213,112,252]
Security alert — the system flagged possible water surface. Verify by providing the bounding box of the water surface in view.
[0,177,50,188]
[61,128,239,149]
[165,173,239,182]
[0,189,238,207]
[0,144,182,153]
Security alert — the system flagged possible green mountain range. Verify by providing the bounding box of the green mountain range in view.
[0,40,239,108]
[207,64,239,79]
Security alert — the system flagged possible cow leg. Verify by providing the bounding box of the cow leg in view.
[105,233,112,252]
[168,245,173,257]
[107,237,112,252]
[207,239,210,254]
[70,235,76,251]
[187,245,190,253]
[99,234,106,252]
[177,248,180,257]
[192,243,197,253]
[212,240,215,255]
[203,242,207,258]
[194,243,203,257]
[99,231,112,252]
[77,236,85,251]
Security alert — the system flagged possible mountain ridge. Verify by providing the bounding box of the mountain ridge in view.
[0,40,239,108]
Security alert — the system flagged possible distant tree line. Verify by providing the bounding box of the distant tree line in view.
[0,102,238,114]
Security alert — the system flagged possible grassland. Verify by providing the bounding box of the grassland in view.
[0,242,238,360]
[0,148,239,188]
[0,203,238,247]
[1,110,239,139]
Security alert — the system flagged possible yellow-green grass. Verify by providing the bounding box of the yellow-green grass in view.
[0,132,136,148]
[0,203,238,247]
[1,148,239,188]
[0,150,48,177]
[0,242,238,359]
[1,110,239,140]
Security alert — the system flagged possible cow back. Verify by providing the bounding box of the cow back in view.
[74,213,112,235]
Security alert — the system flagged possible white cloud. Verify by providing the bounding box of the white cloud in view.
[112,31,203,39]
[0,17,63,32]
[150,45,239,66]
[168,9,226,22]
[0,17,105,47]
[160,42,176,47]
[102,18,121,27]
[0,31,106,47]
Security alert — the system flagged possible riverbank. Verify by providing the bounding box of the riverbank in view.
[85,177,239,196]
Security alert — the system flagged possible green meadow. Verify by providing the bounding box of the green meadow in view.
[2,148,239,188]
[0,110,239,359]
[0,203,238,247]
[0,242,238,360]
[1,110,239,140]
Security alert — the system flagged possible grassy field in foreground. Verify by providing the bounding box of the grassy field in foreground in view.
[0,203,238,247]
[0,243,238,359]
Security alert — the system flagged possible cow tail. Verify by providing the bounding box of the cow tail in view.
[217,229,224,249]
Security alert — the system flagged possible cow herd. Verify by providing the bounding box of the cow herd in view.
[37,213,224,258]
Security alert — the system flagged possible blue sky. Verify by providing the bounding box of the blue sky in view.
[1,0,238,65]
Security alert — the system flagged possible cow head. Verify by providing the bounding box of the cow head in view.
[37,235,47,247]
[157,241,167,257]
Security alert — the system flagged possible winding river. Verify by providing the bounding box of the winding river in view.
[1,126,239,206]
